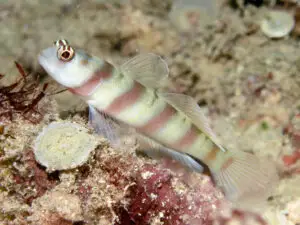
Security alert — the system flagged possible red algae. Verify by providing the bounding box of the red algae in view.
[282,113,300,173]
[282,150,300,167]
[0,62,47,123]
[12,150,57,204]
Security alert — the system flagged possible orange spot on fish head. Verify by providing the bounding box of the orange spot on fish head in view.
[80,59,89,66]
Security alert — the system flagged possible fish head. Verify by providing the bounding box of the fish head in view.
[38,40,100,88]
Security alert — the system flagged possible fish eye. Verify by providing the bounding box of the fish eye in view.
[57,45,75,62]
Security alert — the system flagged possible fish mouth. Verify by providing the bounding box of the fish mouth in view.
[38,54,51,75]
[38,50,49,67]
[37,51,58,80]
[38,47,58,72]
[38,47,57,62]
[38,53,46,65]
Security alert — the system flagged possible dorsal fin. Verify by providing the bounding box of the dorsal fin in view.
[160,92,226,152]
[120,53,169,89]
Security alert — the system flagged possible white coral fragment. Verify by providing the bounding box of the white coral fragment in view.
[260,10,295,38]
[33,121,97,171]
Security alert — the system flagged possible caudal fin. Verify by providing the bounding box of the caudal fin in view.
[212,151,279,210]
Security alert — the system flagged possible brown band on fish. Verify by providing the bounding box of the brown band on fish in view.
[138,104,177,134]
[69,71,110,96]
[221,157,234,170]
[105,81,145,116]
[203,145,218,164]
[69,63,113,96]
[172,125,199,149]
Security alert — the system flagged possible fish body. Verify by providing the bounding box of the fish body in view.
[39,40,278,205]
[71,63,229,172]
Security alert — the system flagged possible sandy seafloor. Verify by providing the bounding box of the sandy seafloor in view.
[1,0,300,224]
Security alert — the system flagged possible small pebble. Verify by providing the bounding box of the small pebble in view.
[260,10,295,38]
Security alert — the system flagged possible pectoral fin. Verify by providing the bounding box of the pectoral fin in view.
[88,104,122,147]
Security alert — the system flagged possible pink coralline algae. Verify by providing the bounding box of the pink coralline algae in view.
[91,149,269,225]
[282,113,300,173]
[12,150,57,204]
[116,163,224,225]
[50,144,270,225]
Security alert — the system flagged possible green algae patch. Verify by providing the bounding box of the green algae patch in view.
[33,122,97,172]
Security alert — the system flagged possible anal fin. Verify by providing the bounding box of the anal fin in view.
[137,134,204,173]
